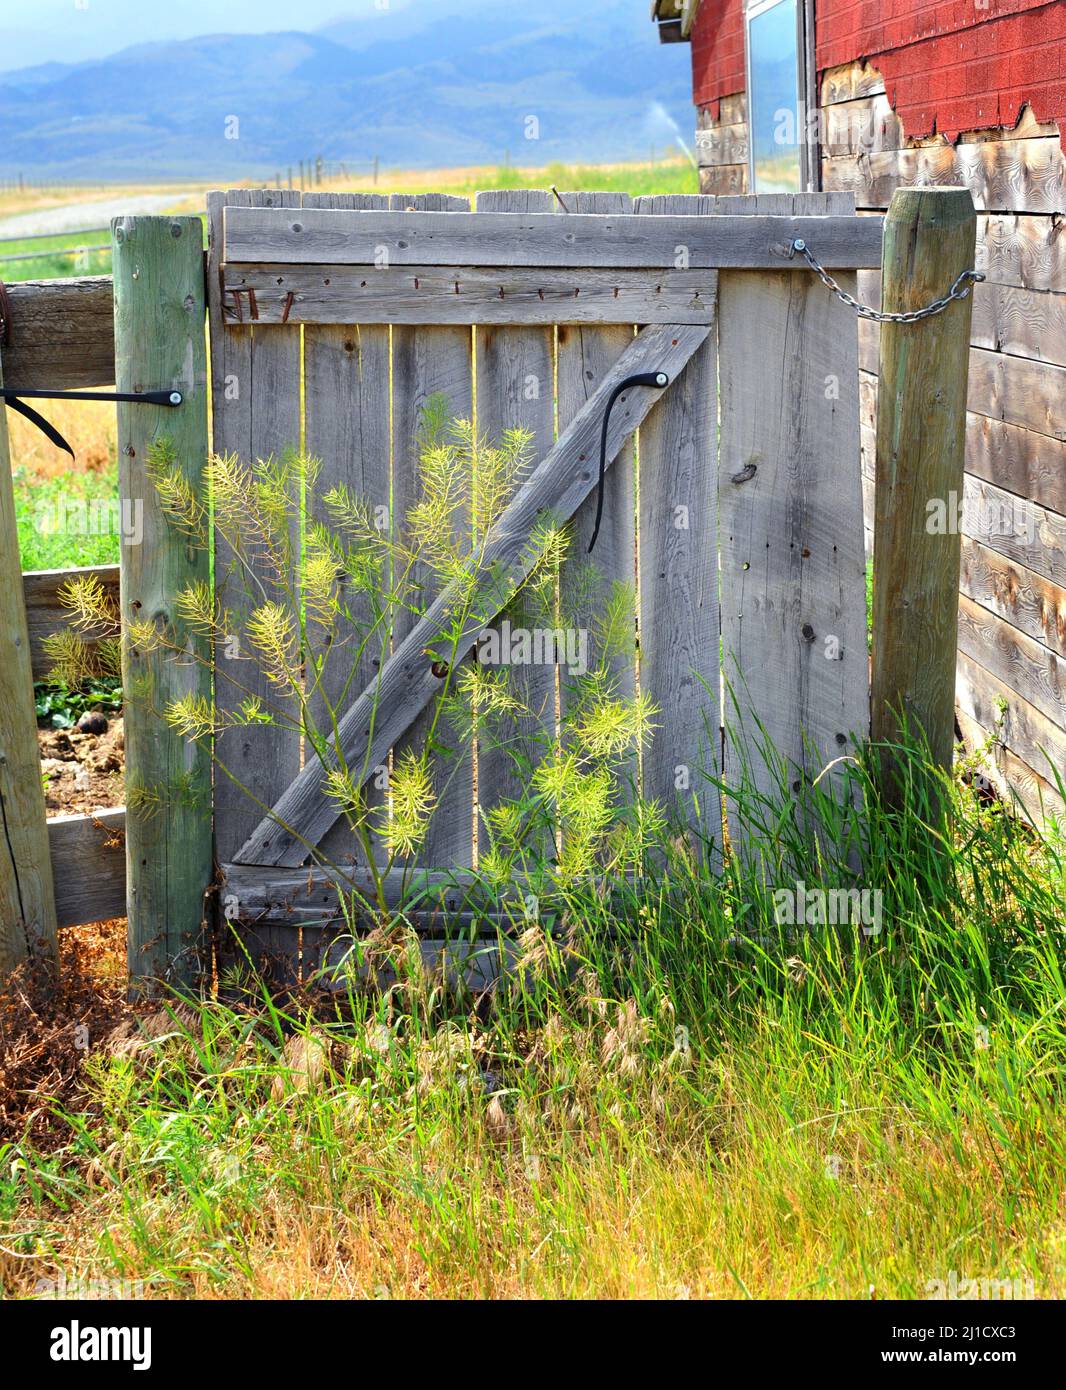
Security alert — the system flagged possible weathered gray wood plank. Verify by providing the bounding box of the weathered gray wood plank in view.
[302,193,391,871]
[958,593,1066,729]
[823,137,1066,213]
[977,212,1066,294]
[223,207,884,269]
[389,193,475,871]
[112,214,212,990]
[49,809,126,929]
[208,190,303,866]
[717,193,869,830]
[0,348,57,972]
[959,474,1066,589]
[957,649,1066,784]
[556,192,638,805]
[473,190,557,844]
[960,535,1066,659]
[237,321,710,866]
[1,275,115,390]
[221,262,717,326]
[634,194,722,851]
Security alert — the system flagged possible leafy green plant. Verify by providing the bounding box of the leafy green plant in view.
[13,463,121,570]
[34,678,123,729]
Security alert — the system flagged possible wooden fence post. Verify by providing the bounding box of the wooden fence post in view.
[0,353,58,977]
[111,216,211,995]
[871,187,977,806]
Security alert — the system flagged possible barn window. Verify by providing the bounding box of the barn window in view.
[745,0,810,193]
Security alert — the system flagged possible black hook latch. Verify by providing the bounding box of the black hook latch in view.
[588,371,669,554]
[0,387,183,459]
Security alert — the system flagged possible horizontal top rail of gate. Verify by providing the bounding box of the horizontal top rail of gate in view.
[222,207,885,270]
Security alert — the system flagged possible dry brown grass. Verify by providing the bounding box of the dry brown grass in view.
[7,394,116,480]
[0,917,133,1153]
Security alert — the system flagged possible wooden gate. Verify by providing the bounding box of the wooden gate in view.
[190,187,883,981]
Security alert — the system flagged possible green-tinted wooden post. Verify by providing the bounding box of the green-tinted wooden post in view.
[871,187,977,806]
[0,351,58,978]
[111,215,211,996]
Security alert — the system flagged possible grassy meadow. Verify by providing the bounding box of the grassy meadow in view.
[2,739,1064,1299]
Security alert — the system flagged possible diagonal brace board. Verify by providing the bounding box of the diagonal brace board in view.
[237,320,711,867]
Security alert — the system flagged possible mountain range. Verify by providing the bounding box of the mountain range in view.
[0,3,695,179]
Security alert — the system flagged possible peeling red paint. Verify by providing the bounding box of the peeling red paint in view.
[691,0,746,117]
[691,0,1065,142]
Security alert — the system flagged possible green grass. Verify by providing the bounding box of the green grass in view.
[2,735,1063,1299]
[0,230,113,283]
[436,158,700,201]
[13,462,120,569]
[0,161,696,284]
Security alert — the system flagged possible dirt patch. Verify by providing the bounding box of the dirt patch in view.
[39,717,124,817]
[0,917,135,1151]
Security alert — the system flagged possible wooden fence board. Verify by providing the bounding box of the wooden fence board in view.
[221,262,717,326]
[49,810,125,928]
[0,349,57,970]
[473,190,557,843]
[556,191,638,810]
[208,190,303,866]
[1,275,114,390]
[718,193,869,829]
[224,207,885,269]
[389,192,475,872]
[237,322,710,867]
[112,214,212,988]
[634,193,722,849]
[302,192,391,871]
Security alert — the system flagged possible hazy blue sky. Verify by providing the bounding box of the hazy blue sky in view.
[0,0,628,71]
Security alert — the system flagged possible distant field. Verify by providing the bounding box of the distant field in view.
[0,157,696,282]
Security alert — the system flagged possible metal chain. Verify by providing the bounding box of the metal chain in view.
[788,238,985,324]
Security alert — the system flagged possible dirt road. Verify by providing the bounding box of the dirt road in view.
[0,191,200,239]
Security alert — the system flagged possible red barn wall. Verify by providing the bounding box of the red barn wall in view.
[691,0,746,118]
[816,0,1065,143]
[687,0,1066,821]
[692,0,1064,140]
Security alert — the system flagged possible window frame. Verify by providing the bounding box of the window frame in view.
[744,0,816,194]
